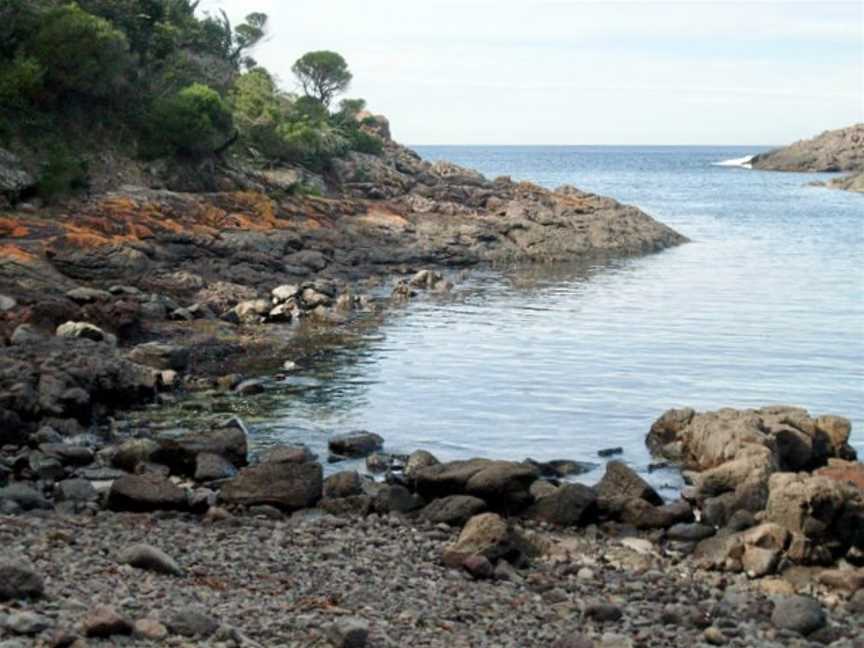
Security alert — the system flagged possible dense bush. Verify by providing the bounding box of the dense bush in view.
[36,144,89,201]
[149,83,235,157]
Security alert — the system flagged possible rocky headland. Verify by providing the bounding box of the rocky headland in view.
[2,125,863,647]
[751,124,864,193]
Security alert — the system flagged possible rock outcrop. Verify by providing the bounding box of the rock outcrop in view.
[751,124,864,172]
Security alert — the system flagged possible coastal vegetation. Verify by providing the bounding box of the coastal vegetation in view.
[0,0,379,201]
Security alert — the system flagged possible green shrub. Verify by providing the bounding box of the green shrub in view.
[149,83,234,157]
[0,56,44,108]
[36,144,89,201]
[26,3,130,99]
[346,128,384,156]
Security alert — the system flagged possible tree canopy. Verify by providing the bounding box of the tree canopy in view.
[291,50,352,107]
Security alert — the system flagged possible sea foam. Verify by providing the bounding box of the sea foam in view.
[713,154,755,169]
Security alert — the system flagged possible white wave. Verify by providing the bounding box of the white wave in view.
[713,154,755,169]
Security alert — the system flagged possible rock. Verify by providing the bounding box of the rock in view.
[551,635,595,648]
[0,295,15,312]
[55,321,114,345]
[529,480,559,500]
[596,461,663,505]
[320,495,374,517]
[600,497,692,530]
[162,607,218,638]
[83,606,132,638]
[462,554,494,580]
[194,452,237,481]
[153,418,248,474]
[2,611,51,636]
[112,438,159,472]
[667,523,715,542]
[419,495,487,526]
[324,471,363,498]
[55,479,97,503]
[0,561,44,600]
[598,447,624,458]
[742,545,780,577]
[133,618,168,641]
[272,284,300,302]
[268,302,294,322]
[128,342,189,371]
[751,124,864,172]
[442,513,523,567]
[817,568,864,592]
[234,379,266,395]
[220,461,322,510]
[526,483,597,527]
[404,449,440,480]
[365,452,392,473]
[107,474,188,512]
[373,484,423,513]
[328,431,384,458]
[325,617,369,648]
[0,483,52,510]
[39,443,94,466]
[770,595,826,635]
[118,543,183,576]
[413,458,496,499]
[703,627,727,646]
[260,445,316,464]
[464,461,539,509]
[65,287,111,304]
[10,323,45,345]
[584,602,623,623]
[816,458,864,490]
[0,148,34,195]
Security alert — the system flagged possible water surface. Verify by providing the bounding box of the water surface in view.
[252,146,864,491]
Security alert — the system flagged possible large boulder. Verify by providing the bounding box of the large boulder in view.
[152,418,248,475]
[751,124,864,172]
[463,461,539,510]
[327,431,384,458]
[441,513,523,567]
[525,483,598,527]
[595,461,663,505]
[220,461,322,511]
[127,342,189,371]
[413,458,495,500]
[108,474,188,512]
[418,495,487,526]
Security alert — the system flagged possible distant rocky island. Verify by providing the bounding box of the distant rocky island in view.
[752,124,864,193]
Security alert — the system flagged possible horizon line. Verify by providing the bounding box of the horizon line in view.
[408,143,779,148]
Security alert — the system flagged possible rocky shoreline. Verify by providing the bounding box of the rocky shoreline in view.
[2,129,863,647]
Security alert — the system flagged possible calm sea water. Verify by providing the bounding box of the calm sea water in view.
[252,146,864,492]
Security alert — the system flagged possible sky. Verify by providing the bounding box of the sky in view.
[201,0,864,145]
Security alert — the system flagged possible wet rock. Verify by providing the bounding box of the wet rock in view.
[234,379,266,395]
[324,471,363,499]
[770,595,826,635]
[153,418,248,474]
[127,342,189,371]
[419,495,487,526]
[194,452,237,481]
[162,607,219,637]
[83,606,132,638]
[598,447,624,458]
[220,461,322,510]
[325,616,369,648]
[414,458,495,499]
[118,543,183,576]
[365,452,392,473]
[107,474,188,512]
[328,431,384,458]
[596,460,663,506]
[464,460,539,509]
[404,449,440,480]
[525,483,597,527]
[260,445,316,464]
[0,561,44,600]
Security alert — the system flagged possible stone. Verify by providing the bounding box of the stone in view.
[83,606,132,638]
[55,321,114,345]
[65,287,111,304]
[419,495,487,526]
[703,627,727,646]
[817,568,864,592]
[525,483,597,527]
[667,523,716,542]
[0,295,15,312]
[55,479,97,503]
[153,418,248,474]
[220,461,323,510]
[598,447,624,458]
[194,452,237,481]
[133,618,168,641]
[324,471,363,498]
[2,611,51,636]
[462,554,494,579]
[0,483,52,511]
[770,595,826,635]
[584,602,623,623]
[162,607,218,638]
[442,513,520,567]
[38,443,94,466]
[596,461,663,505]
[742,545,780,577]
[600,497,691,530]
[414,458,495,499]
[0,561,44,600]
[816,459,864,490]
[107,474,188,512]
[529,480,559,499]
[234,379,266,395]
[10,324,45,345]
[260,445,315,464]
[272,284,300,302]
[128,342,189,371]
[118,543,183,576]
[404,449,440,480]
[112,438,159,472]
[325,617,369,648]
[373,484,423,513]
[464,461,540,509]
[328,431,384,458]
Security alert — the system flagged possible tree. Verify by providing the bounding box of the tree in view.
[151,82,234,157]
[291,50,351,107]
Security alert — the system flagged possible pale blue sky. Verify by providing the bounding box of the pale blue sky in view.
[203,0,864,145]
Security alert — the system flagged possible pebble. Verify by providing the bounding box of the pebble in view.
[326,617,369,648]
[117,543,184,576]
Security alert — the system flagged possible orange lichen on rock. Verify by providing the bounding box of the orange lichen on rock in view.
[0,216,30,238]
[0,244,38,263]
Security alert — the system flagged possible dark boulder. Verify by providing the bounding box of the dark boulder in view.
[524,483,598,527]
[108,474,188,512]
[220,461,322,511]
[596,460,663,506]
[328,431,384,458]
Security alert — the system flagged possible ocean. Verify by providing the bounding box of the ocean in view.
[252,146,864,493]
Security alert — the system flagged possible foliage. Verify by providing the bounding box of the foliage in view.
[0,56,45,109]
[36,144,89,201]
[26,3,131,99]
[148,83,235,157]
[291,50,352,107]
